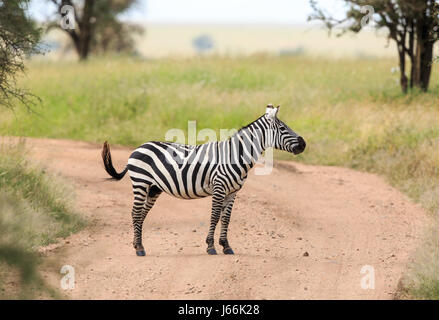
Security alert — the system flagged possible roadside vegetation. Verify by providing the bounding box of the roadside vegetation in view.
[0,55,438,298]
[0,141,85,298]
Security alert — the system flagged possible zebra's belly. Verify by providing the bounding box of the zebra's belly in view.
[161,183,213,200]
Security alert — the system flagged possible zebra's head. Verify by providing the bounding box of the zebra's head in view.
[264,104,306,155]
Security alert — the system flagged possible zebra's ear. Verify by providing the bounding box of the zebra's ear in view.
[265,104,279,121]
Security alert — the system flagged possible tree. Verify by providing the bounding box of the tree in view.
[0,0,41,108]
[193,35,215,54]
[47,0,143,60]
[90,1,144,55]
[309,0,439,93]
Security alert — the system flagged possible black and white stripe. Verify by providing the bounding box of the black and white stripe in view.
[102,104,306,256]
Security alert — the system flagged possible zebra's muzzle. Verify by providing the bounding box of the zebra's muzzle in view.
[292,136,306,155]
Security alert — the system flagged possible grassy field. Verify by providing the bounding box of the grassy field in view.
[1,55,439,298]
[0,141,84,299]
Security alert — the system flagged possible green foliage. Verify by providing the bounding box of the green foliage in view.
[399,221,439,300]
[309,0,439,92]
[47,0,143,59]
[91,0,144,54]
[0,142,85,298]
[0,0,41,108]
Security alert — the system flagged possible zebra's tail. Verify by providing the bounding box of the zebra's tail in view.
[101,141,128,180]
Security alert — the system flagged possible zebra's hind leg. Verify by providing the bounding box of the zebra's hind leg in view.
[219,192,237,255]
[205,184,226,255]
[132,186,162,256]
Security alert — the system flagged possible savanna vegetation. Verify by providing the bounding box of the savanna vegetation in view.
[0,54,438,298]
[0,0,84,299]
[310,0,439,93]
[0,141,84,298]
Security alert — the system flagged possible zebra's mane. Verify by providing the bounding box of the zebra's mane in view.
[233,115,265,137]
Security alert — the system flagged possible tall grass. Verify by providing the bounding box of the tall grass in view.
[0,141,85,299]
[0,55,438,298]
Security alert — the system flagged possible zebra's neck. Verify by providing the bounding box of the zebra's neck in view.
[227,116,268,170]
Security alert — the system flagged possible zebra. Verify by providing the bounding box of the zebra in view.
[101,104,306,256]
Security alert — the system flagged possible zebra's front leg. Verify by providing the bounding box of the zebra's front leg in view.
[132,188,161,256]
[206,185,226,255]
[219,192,237,255]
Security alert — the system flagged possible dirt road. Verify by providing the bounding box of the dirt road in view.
[19,137,426,299]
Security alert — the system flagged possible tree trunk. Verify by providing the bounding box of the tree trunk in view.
[412,39,434,92]
[411,9,434,92]
[398,26,408,93]
[408,20,415,89]
[398,44,408,93]
[78,0,95,61]
[420,41,434,91]
[412,30,423,88]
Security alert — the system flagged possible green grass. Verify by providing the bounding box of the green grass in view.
[401,222,439,299]
[1,55,439,298]
[0,141,85,299]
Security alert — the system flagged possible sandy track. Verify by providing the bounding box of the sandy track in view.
[14,137,427,299]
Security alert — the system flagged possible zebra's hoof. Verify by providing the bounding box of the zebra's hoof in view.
[207,248,217,255]
[136,250,146,256]
[223,248,234,255]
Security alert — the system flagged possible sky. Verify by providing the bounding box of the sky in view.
[30,0,347,25]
